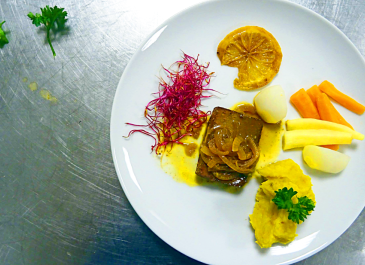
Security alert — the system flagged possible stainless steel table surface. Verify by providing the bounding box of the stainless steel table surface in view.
[0,0,364,264]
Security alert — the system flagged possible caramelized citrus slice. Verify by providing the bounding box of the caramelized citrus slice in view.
[217,26,282,90]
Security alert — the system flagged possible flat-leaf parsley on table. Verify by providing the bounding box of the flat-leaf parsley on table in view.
[0,21,9,46]
[28,5,68,57]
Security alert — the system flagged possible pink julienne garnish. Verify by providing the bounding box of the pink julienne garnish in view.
[125,53,215,154]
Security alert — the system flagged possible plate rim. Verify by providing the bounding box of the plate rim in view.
[110,0,365,264]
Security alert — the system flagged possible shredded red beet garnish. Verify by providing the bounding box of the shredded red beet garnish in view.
[125,53,215,154]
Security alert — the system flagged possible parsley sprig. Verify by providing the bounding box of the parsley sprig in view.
[28,6,68,57]
[0,21,9,46]
[272,187,315,224]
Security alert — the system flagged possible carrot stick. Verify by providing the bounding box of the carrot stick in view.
[307,91,340,150]
[318,80,365,115]
[290,88,320,119]
[322,144,339,151]
[317,93,354,129]
[317,93,339,123]
[306,85,322,108]
[336,115,354,129]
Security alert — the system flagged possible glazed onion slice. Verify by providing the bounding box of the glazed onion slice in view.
[222,141,233,152]
[214,128,234,152]
[219,137,259,173]
[232,136,244,152]
[237,137,259,168]
[237,145,252,160]
[201,152,213,165]
[219,156,253,173]
[207,157,224,168]
[213,172,237,181]
[200,146,224,168]
[200,145,215,156]
[236,104,257,115]
[208,139,229,156]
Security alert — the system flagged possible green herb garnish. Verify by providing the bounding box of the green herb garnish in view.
[272,187,315,224]
[0,21,9,45]
[27,6,68,57]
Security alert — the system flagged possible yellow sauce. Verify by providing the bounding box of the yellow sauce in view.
[231,101,251,110]
[28,82,38,91]
[231,102,284,175]
[23,79,57,103]
[160,124,206,187]
[255,122,285,170]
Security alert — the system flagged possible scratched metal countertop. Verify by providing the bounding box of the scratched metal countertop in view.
[0,0,364,264]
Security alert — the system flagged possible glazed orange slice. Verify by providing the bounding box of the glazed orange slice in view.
[217,26,282,90]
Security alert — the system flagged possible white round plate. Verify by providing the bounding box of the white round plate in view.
[110,0,365,264]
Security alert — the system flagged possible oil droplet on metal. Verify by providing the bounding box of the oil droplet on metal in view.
[40,89,58,103]
[28,82,38,91]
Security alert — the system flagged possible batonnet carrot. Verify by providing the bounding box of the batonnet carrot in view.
[321,145,339,151]
[316,92,353,150]
[318,80,365,115]
[306,85,322,107]
[305,85,339,150]
[293,88,338,150]
[290,88,320,119]
[317,93,354,129]
[317,93,339,122]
